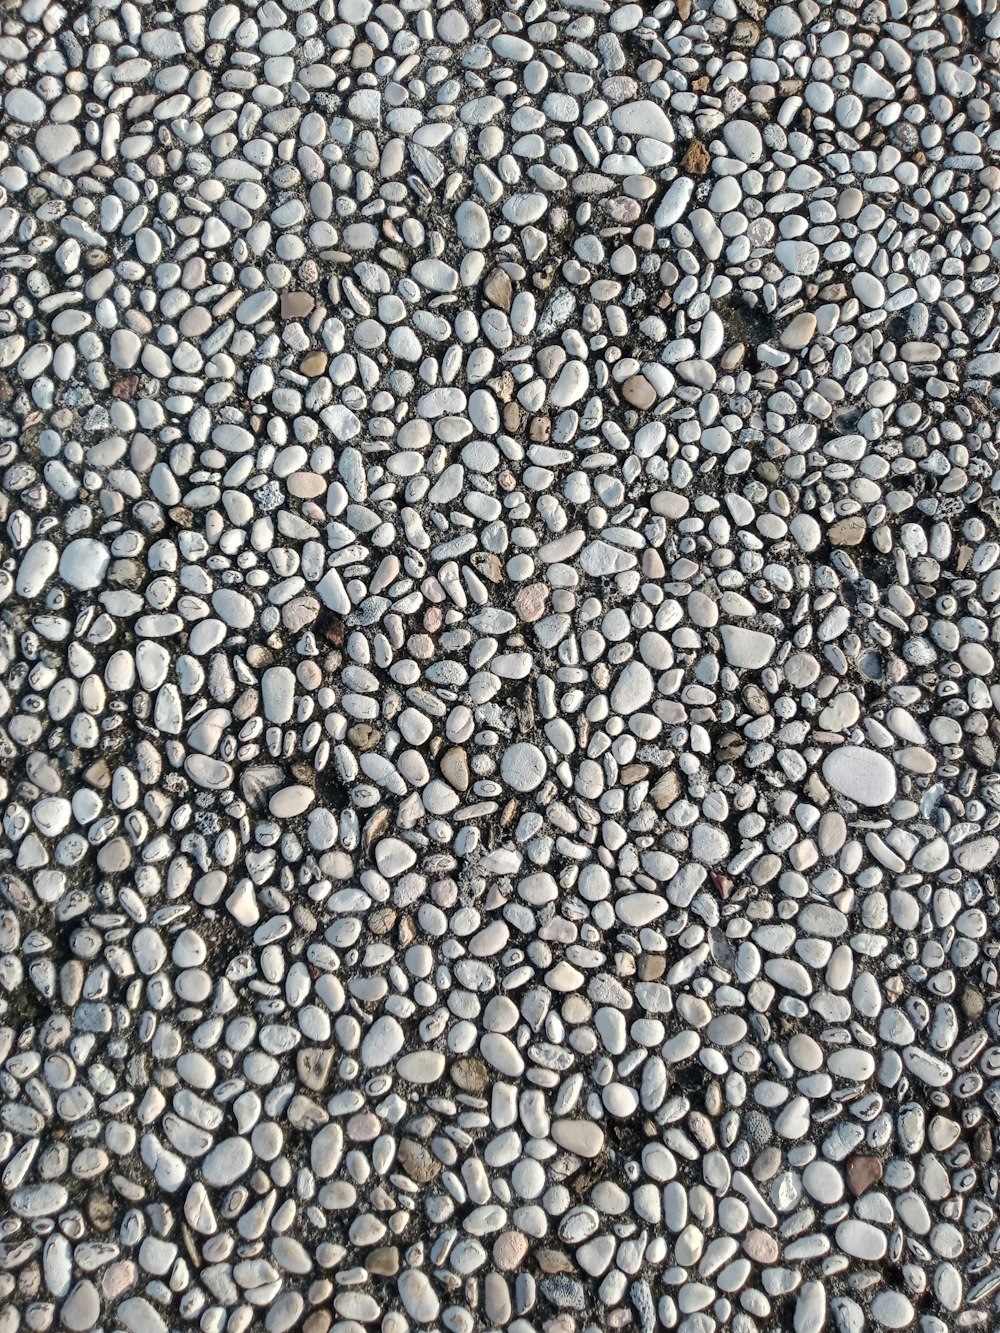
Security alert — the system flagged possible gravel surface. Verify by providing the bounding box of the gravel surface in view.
[1,0,1000,1331]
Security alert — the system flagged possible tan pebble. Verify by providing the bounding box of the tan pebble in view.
[397,1140,440,1184]
[680,139,709,173]
[281,291,314,319]
[514,582,549,621]
[622,374,656,409]
[299,350,327,376]
[829,516,866,545]
[780,311,817,349]
[493,1230,529,1272]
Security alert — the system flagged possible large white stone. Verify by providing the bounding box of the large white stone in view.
[361,1016,404,1068]
[16,540,58,597]
[822,746,897,807]
[500,743,547,791]
[202,1137,252,1186]
[720,625,776,669]
[399,1270,440,1323]
[612,100,674,143]
[59,539,110,592]
[610,661,653,715]
[374,837,416,877]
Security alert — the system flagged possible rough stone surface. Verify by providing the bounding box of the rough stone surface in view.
[0,4,996,1331]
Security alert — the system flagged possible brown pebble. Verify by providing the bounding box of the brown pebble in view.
[296,1047,333,1092]
[451,1057,488,1092]
[846,1154,883,1197]
[973,1125,993,1164]
[440,747,470,792]
[537,1249,575,1274]
[86,1193,116,1231]
[348,723,382,751]
[485,268,512,310]
[650,770,680,809]
[622,374,656,410]
[503,401,525,431]
[680,139,709,174]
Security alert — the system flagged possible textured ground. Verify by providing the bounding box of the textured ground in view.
[1,0,1000,1331]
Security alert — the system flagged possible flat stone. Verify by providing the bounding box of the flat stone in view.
[399,1270,440,1324]
[202,1137,253,1187]
[361,1016,404,1067]
[500,743,547,791]
[59,539,110,591]
[822,746,897,807]
[551,1119,605,1158]
[117,1299,167,1333]
[846,1155,883,1197]
[720,625,776,669]
[61,1281,101,1331]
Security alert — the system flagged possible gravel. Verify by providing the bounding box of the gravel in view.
[0,0,998,1331]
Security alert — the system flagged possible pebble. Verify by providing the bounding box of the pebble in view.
[823,747,899,807]
[0,3,994,1331]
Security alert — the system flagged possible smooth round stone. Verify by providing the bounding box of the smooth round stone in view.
[802,1161,844,1204]
[361,1017,404,1068]
[374,838,416,877]
[610,661,653,714]
[202,1137,253,1186]
[870,1292,914,1329]
[551,1119,604,1157]
[398,1270,440,1324]
[709,177,742,213]
[724,119,763,162]
[549,360,590,406]
[794,1283,825,1333]
[36,123,80,162]
[59,539,110,591]
[822,746,897,807]
[269,785,314,818]
[836,1219,887,1259]
[455,200,490,249]
[16,540,58,597]
[396,1050,445,1084]
[61,1280,101,1331]
[691,823,730,864]
[261,666,295,723]
[185,755,234,790]
[212,588,255,629]
[720,625,776,669]
[500,743,546,791]
[310,1124,343,1178]
[775,240,820,275]
[781,312,818,350]
[5,88,45,122]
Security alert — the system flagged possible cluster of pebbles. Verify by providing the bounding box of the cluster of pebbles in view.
[1,0,1000,1330]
